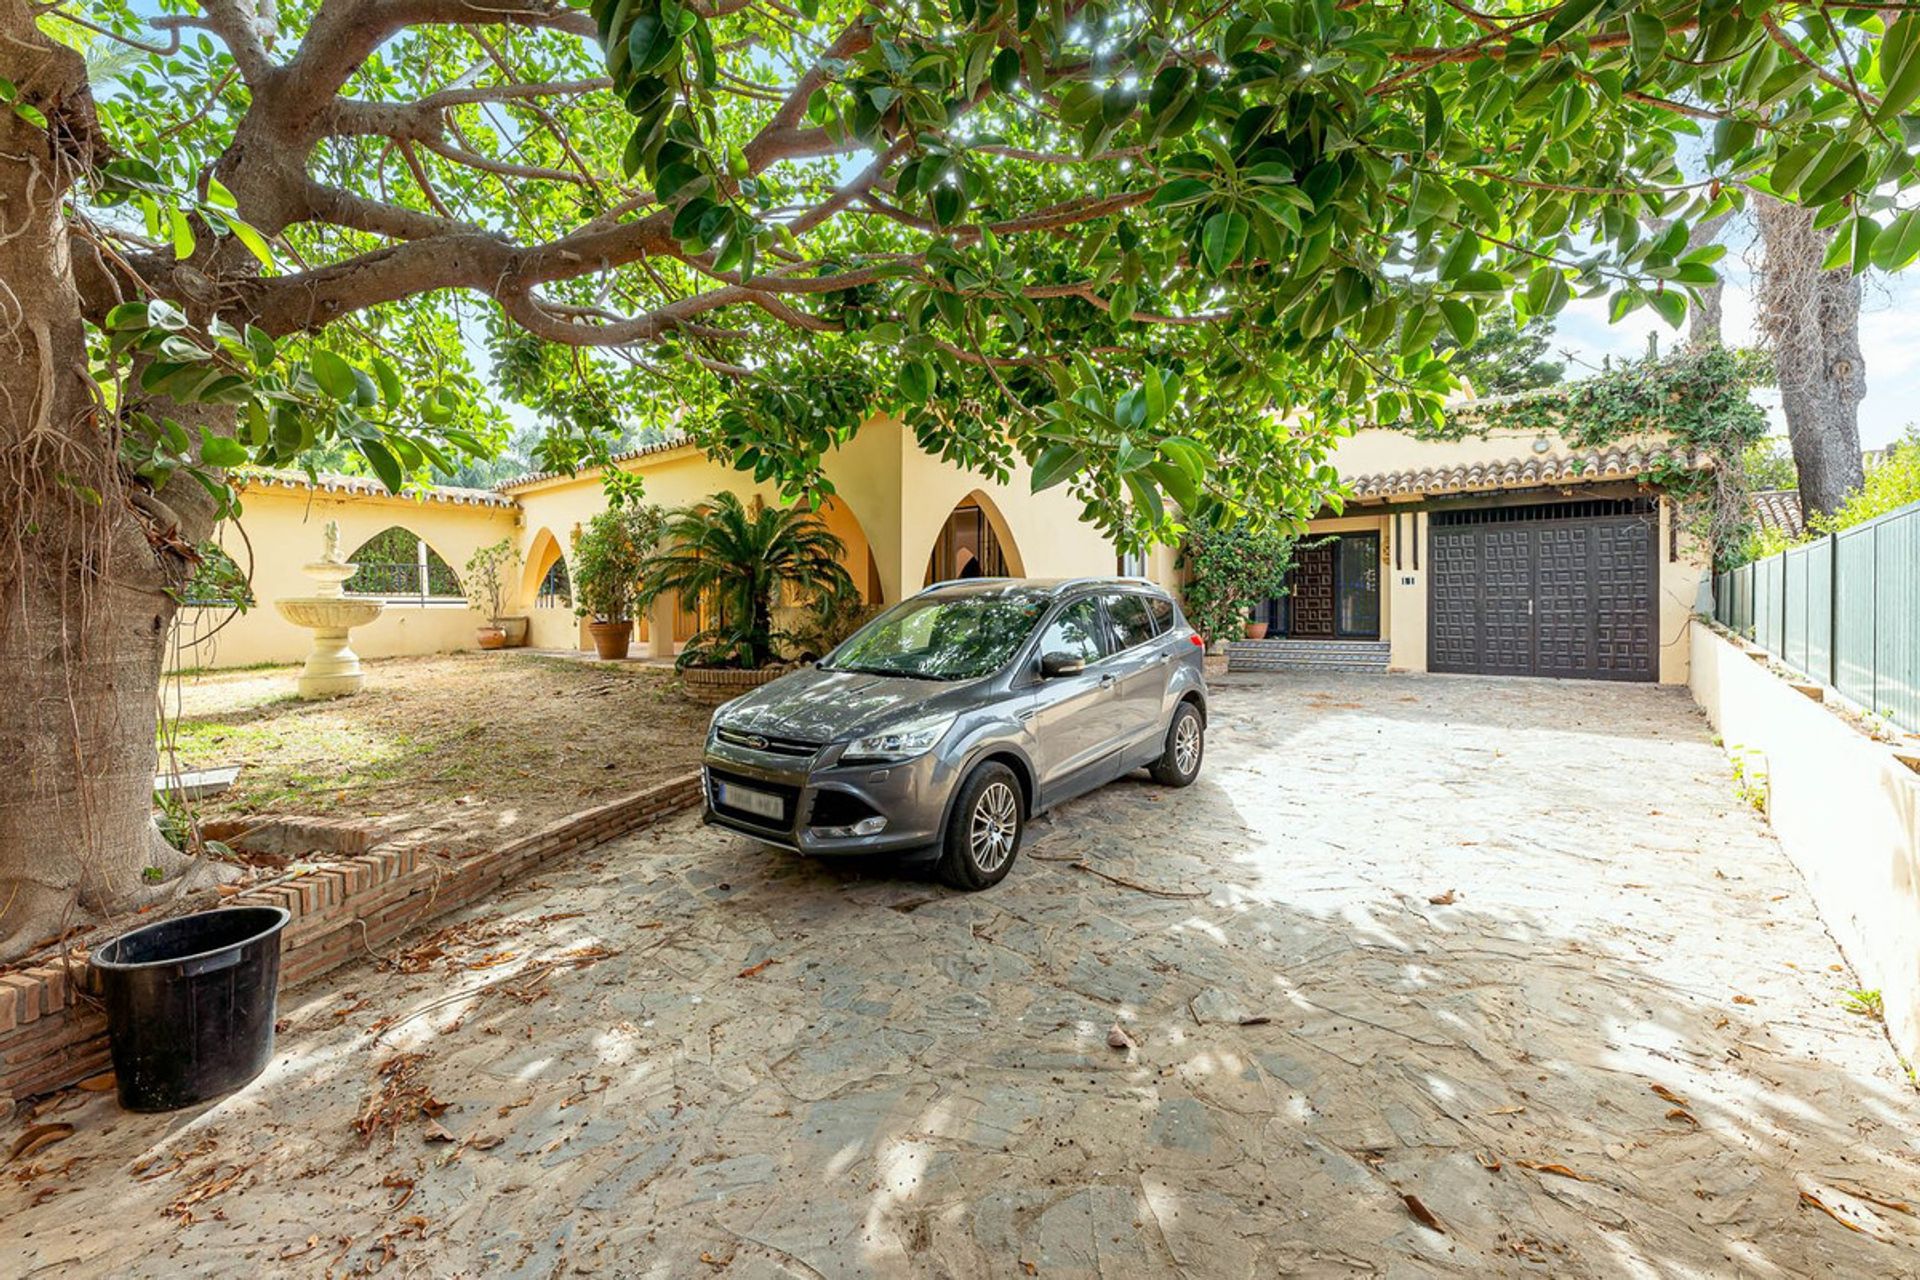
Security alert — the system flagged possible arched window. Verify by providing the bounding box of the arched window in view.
[538,556,572,609]
[344,527,463,602]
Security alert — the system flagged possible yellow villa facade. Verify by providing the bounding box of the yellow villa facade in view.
[180,416,1712,686]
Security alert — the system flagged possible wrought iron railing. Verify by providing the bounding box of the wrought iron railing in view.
[1714,496,1920,731]
[345,561,464,602]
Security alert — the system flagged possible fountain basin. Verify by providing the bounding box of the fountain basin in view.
[275,596,385,698]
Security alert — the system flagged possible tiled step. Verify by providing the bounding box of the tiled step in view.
[1226,639,1391,673]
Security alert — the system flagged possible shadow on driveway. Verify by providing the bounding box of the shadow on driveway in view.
[6,673,1919,1277]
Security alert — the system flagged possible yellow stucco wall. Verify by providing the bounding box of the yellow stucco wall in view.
[173,478,520,670]
[177,420,1707,680]
[506,416,1123,655]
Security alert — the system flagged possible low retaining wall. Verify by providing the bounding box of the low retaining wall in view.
[1689,619,1920,1061]
[0,772,702,1110]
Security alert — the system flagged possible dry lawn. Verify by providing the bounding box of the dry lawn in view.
[162,652,710,847]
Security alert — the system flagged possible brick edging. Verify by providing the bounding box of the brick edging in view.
[0,771,704,1110]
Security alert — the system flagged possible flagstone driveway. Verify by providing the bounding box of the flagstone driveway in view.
[7,673,1920,1278]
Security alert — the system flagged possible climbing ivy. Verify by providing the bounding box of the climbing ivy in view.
[1404,346,1772,568]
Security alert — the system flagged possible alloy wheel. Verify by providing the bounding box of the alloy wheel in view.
[969,781,1020,873]
[1173,714,1202,776]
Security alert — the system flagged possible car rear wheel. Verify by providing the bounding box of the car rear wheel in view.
[936,761,1024,890]
[1149,702,1204,787]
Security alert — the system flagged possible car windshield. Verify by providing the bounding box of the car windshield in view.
[824,592,1049,681]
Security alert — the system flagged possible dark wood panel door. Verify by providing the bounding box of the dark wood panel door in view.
[1479,526,1536,676]
[1426,508,1656,681]
[1593,518,1657,679]
[1534,524,1593,678]
[1288,542,1335,637]
[1429,528,1481,672]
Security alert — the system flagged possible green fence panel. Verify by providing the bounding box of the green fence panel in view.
[1834,522,1878,712]
[1784,545,1810,674]
[1807,539,1834,685]
[1874,506,1920,729]
[1754,552,1780,655]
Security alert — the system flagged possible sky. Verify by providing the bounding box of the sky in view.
[1547,215,1920,450]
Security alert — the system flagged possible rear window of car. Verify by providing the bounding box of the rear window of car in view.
[1104,593,1159,651]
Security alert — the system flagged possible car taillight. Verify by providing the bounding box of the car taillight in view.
[1188,632,1204,646]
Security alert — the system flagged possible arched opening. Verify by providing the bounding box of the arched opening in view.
[924,491,1026,586]
[522,528,571,612]
[344,526,463,602]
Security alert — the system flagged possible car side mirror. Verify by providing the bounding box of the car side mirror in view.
[1039,651,1085,679]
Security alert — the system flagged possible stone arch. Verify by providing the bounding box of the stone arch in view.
[923,488,1027,586]
[344,525,464,599]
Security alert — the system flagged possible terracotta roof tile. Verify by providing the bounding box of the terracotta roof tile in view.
[239,470,518,509]
[492,433,690,493]
[1749,488,1805,538]
[1340,446,1709,501]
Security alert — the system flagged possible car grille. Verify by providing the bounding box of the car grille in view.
[705,767,801,831]
[714,726,822,759]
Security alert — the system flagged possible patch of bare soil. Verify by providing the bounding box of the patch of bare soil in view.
[164,652,709,849]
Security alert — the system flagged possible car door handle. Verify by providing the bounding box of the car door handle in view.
[1098,673,1117,687]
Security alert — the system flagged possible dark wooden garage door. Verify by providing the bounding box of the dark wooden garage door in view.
[1429,498,1657,682]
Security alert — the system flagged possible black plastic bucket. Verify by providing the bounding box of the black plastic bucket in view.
[90,905,291,1112]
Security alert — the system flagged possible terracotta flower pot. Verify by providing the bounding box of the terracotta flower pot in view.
[476,625,508,650]
[1243,621,1269,640]
[588,619,633,660]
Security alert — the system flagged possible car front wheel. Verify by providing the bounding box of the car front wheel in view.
[936,761,1024,890]
[1149,701,1204,787]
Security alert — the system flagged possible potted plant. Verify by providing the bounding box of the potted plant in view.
[1177,522,1298,655]
[641,492,856,701]
[464,538,520,649]
[573,503,666,660]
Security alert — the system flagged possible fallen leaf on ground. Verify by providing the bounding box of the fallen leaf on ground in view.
[1486,1105,1526,1116]
[698,1251,731,1270]
[1402,1193,1445,1233]
[469,1134,504,1150]
[1476,1152,1502,1171]
[1799,1187,1890,1238]
[1106,1023,1136,1050]
[1832,1183,1916,1215]
[1665,1108,1699,1126]
[1650,1084,1688,1106]
[737,958,777,978]
[1020,1263,1038,1276]
[381,1174,415,1211]
[7,1123,74,1165]
[1428,889,1457,905]
[1732,994,1756,1006]
[76,1073,115,1093]
[1514,1160,1591,1182]
[424,1120,456,1144]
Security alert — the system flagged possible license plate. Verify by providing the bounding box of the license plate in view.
[715,780,783,821]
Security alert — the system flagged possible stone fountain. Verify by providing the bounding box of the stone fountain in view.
[275,521,385,698]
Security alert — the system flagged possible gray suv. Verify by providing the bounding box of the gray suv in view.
[701,577,1208,889]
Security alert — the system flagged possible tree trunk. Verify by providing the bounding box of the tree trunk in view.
[1687,208,1736,346]
[1754,196,1867,519]
[0,5,220,961]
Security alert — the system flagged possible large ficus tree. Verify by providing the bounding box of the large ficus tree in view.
[1,0,1916,955]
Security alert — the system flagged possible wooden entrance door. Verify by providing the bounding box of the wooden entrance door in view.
[1287,542,1336,637]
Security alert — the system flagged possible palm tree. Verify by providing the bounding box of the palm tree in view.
[643,493,855,669]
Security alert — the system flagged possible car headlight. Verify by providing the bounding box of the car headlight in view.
[841,712,957,764]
